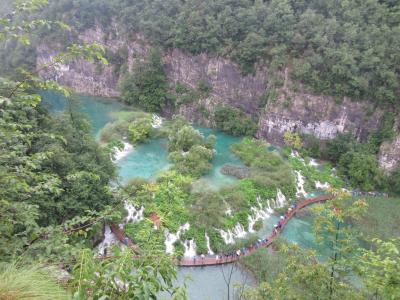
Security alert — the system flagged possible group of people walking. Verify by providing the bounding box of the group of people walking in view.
[190,202,300,265]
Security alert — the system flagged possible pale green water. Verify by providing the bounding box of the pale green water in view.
[41,90,124,139]
[41,91,243,185]
[118,138,171,182]
[42,92,329,299]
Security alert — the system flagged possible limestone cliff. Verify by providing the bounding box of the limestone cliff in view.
[36,26,399,171]
[379,119,400,172]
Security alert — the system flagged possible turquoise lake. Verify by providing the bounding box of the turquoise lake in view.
[41,91,243,187]
[42,92,326,299]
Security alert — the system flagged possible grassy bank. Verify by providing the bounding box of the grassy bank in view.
[352,196,400,241]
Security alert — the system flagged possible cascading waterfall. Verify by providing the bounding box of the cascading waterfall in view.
[266,199,274,213]
[164,223,190,254]
[97,225,120,255]
[98,203,144,254]
[248,196,273,232]
[221,189,288,243]
[124,204,144,223]
[183,239,197,257]
[219,229,235,244]
[309,158,319,167]
[315,181,330,190]
[205,233,214,255]
[151,114,163,128]
[276,189,287,208]
[291,150,305,162]
[233,223,246,238]
[295,170,307,198]
[113,142,134,161]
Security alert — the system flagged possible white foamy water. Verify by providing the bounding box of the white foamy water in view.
[225,207,232,216]
[233,223,246,238]
[219,222,247,244]
[97,225,120,255]
[205,233,214,255]
[295,170,307,198]
[113,142,134,161]
[124,204,144,223]
[309,158,319,167]
[291,150,305,163]
[219,228,235,244]
[276,189,287,208]
[152,114,163,128]
[315,181,330,190]
[183,239,197,257]
[164,223,190,254]
[248,197,273,232]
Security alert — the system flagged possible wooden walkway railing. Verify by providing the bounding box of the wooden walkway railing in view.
[110,224,141,254]
[178,194,334,267]
[110,194,334,267]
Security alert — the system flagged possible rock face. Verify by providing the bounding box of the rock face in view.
[258,94,382,145]
[379,120,400,172]
[37,25,149,97]
[36,26,399,171]
[37,44,120,97]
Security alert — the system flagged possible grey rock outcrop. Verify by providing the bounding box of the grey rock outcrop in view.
[36,25,399,171]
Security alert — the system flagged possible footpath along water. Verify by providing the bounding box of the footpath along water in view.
[42,92,330,299]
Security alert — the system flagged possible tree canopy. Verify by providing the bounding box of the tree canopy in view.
[36,0,400,108]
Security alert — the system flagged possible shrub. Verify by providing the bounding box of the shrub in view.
[120,48,171,112]
[284,131,303,150]
[128,117,153,144]
[214,106,258,136]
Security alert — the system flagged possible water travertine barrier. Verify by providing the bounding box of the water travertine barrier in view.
[110,194,334,267]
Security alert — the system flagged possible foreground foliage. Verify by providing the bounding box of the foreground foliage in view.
[0,263,69,300]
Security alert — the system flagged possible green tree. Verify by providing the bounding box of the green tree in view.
[71,248,186,300]
[284,131,303,150]
[355,238,400,299]
[338,151,380,191]
[169,145,214,177]
[214,106,258,136]
[120,48,171,112]
[168,125,204,152]
[128,117,153,143]
[313,192,368,299]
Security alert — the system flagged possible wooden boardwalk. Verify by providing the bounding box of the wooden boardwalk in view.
[111,194,334,267]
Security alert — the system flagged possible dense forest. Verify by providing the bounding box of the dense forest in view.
[26,0,400,109]
[1,0,400,299]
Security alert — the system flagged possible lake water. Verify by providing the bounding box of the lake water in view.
[42,92,326,299]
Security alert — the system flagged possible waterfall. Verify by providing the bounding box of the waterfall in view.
[183,239,197,257]
[266,199,274,213]
[276,189,287,208]
[205,233,214,255]
[291,150,305,163]
[164,223,190,254]
[97,225,120,255]
[124,204,144,223]
[219,222,247,244]
[233,223,246,238]
[295,171,307,198]
[248,197,273,232]
[315,181,330,190]
[152,114,163,128]
[309,158,319,167]
[113,142,134,161]
[219,229,235,244]
[225,208,232,216]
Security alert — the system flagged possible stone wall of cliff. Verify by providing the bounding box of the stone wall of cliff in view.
[36,26,399,171]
